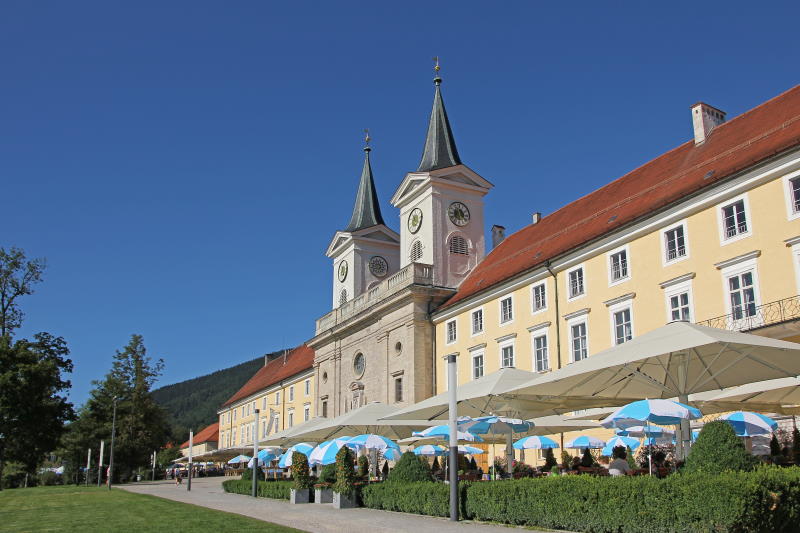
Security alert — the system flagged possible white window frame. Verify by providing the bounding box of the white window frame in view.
[782,169,800,221]
[287,409,294,428]
[788,237,800,294]
[566,312,589,363]
[289,385,295,402]
[470,348,485,380]
[305,379,311,396]
[471,307,484,336]
[499,295,514,325]
[531,280,548,314]
[275,391,281,405]
[719,255,762,329]
[529,323,550,373]
[608,299,634,345]
[566,264,586,301]
[607,244,631,286]
[662,277,695,324]
[446,318,457,345]
[716,193,752,245]
[498,336,516,368]
[661,220,690,266]
[304,403,311,421]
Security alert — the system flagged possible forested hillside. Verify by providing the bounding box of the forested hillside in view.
[152,350,285,443]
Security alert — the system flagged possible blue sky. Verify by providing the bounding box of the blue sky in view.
[3,1,799,404]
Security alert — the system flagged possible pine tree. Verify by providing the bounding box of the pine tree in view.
[685,421,757,474]
[543,447,558,471]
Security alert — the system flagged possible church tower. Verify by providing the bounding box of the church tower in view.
[327,137,400,309]
[391,65,493,289]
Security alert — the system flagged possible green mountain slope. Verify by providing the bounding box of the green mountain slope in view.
[152,351,284,443]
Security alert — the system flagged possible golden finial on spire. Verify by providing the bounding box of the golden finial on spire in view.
[433,56,441,85]
[363,128,371,152]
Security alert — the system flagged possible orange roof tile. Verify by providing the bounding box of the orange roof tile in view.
[221,345,314,408]
[180,422,219,449]
[443,84,800,310]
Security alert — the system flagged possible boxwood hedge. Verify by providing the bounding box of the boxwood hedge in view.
[362,467,800,533]
[222,479,292,500]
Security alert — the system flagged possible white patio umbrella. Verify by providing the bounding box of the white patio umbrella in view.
[504,322,800,457]
[699,377,800,415]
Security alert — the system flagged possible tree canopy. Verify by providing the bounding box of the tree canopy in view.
[0,247,45,338]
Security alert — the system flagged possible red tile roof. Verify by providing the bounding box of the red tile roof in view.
[180,422,219,449]
[221,345,314,408]
[443,84,800,310]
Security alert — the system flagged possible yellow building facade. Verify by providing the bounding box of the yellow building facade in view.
[432,90,800,464]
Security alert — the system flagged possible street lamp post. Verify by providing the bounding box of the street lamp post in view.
[445,352,459,522]
[252,409,260,498]
[108,396,119,490]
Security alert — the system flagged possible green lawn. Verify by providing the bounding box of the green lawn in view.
[0,485,304,532]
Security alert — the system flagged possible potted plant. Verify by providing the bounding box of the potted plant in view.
[332,446,358,509]
[314,463,336,504]
[357,455,369,480]
[289,452,313,504]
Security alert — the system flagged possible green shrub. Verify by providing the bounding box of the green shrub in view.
[560,450,572,469]
[222,479,291,499]
[387,451,432,483]
[333,446,356,494]
[357,455,369,478]
[318,463,336,484]
[291,452,312,490]
[792,428,800,466]
[684,420,757,474]
[580,448,593,467]
[39,471,62,486]
[543,447,558,471]
[362,481,469,518]
[240,467,253,481]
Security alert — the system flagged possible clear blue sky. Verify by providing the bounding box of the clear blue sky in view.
[3,1,799,404]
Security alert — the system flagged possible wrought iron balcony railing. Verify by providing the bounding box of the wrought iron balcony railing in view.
[697,295,800,332]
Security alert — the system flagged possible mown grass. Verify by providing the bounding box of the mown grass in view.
[0,485,304,532]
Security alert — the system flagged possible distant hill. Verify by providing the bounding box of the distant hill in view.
[152,349,287,443]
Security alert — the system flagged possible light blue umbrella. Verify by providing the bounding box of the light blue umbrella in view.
[278,443,315,468]
[412,425,484,442]
[601,436,640,456]
[227,454,251,464]
[248,448,281,469]
[601,399,702,429]
[457,416,532,434]
[308,437,353,466]
[616,425,674,439]
[383,447,402,461]
[347,434,400,452]
[458,445,485,455]
[413,445,446,456]
[513,436,559,450]
[565,435,606,449]
[718,411,778,437]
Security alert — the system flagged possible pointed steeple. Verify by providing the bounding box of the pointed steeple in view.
[417,61,462,172]
[344,132,385,232]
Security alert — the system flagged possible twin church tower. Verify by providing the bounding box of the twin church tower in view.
[310,69,493,418]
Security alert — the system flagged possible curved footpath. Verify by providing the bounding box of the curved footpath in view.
[118,477,559,533]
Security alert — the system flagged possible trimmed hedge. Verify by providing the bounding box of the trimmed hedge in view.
[362,467,800,533]
[222,479,292,500]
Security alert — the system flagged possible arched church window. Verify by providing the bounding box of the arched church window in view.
[410,240,423,262]
[339,289,348,306]
[448,235,469,255]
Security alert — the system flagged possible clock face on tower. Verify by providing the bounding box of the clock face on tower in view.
[448,202,471,227]
[338,260,348,282]
[369,256,388,277]
[407,208,423,234]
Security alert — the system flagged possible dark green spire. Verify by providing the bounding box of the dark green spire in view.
[345,141,385,232]
[417,75,462,172]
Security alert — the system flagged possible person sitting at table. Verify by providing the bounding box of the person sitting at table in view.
[569,456,582,474]
[607,446,633,476]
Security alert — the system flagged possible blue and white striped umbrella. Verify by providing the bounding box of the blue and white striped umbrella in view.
[413,445,446,456]
[718,411,778,437]
[412,425,484,442]
[457,416,532,435]
[308,437,353,466]
[616,425,674,439]
[227,454,251,464]
[513,436,559,450]
[278,443,315,468]
[601,436,640,456]
[458,445,485,455]
[247,448,281,468]
[383,447,402,461]
[565,435,606,449]
[347,434,400,452]
[602,399,702,429]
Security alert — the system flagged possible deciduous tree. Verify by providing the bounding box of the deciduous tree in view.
[0,247,45,338]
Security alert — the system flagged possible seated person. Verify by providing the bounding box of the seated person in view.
[569,456,582,472]
[607,446,633,476]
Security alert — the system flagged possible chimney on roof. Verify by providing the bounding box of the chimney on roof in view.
[491,225,506,249]
[691,102,726,145]
[531,212,541,225]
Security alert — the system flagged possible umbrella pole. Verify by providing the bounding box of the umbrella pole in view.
[445,353,459,522]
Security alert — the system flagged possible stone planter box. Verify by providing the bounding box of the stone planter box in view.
[332,490,358,509]
[290,488,312,504]
[314,487,333,504]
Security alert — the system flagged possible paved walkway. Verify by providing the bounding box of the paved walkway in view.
[118,477,533,533]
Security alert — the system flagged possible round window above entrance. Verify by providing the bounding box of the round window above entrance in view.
[353,353,365,378]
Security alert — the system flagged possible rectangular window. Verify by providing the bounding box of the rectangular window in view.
[728,271,756,319]
[472,352,484,379]
[500,297,513,323]
[305,379,310,396]
[571,322,588,362]
[241,406,245,418]
[532,283,546,312]
[664,226,686,261]
[394,378,403,402]
[446,320,457,343]
[501,344,515,368]
[791,177,800,213]
[471,309,483,335]
[232,428,237,445]
[288,411,294,428]
[533,334,549,372]
[289,386,294,402]
[569,268,584,298]
[233,410,237,422]
[304,405,310,421]
[322,400,328,418]
[669,292,691,321]
[610,250,628,281]
[613,308,633,344]
[722,200,748,239]
[275,391,280,405]
[262,397,267,410]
